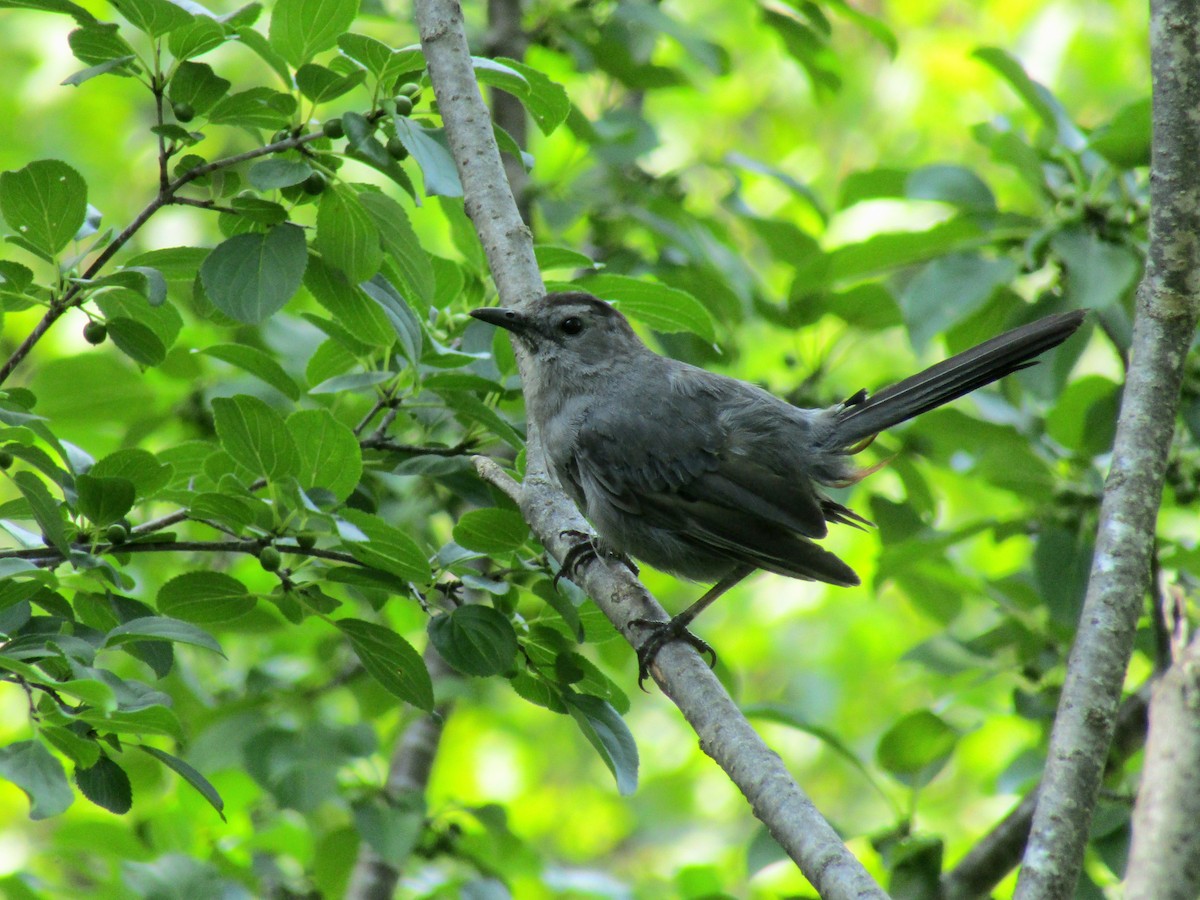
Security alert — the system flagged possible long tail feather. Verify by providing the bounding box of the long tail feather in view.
[830,309,1086,449]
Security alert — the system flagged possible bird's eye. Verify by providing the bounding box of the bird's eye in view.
[560,316,584,335]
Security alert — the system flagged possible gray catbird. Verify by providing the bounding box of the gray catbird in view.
[472,292,1085,683]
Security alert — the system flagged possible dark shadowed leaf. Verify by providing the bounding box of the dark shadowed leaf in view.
[75,755,132,814]
[428,606,518,676]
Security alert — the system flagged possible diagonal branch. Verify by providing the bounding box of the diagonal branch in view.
[413,0,884,895]
[1015,0,1200,895]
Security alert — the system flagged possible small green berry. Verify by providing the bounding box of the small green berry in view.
[259,545,282,572]
[393,95,413,117]
[301,172,328,195]
[397,82,421,99]
[296,531,317,551]
[0,451,13,470]
[270,129,290,145]
[386,136,409,160]
[83,321,107,345]
[106,523,128,545]
[172,101,195,123]
[322,117,345,139]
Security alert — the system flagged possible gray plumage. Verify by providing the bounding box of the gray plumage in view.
[472,291,1084,600]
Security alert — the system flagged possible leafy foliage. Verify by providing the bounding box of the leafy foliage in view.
[0,0,1173,896]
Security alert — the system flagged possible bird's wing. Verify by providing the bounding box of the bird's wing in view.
[566,373,860,586]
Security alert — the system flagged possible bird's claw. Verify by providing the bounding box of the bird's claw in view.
[553,530,638,590]
[632,617,718,691]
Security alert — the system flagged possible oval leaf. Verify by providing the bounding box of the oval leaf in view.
[199,222,307,324]
[0,159,88,257]
[104,616,225,656]
[427,606,518,677]
[287,408,362,502]
[452,508,529,554]
[157,571,255,625]
[337,617,433,710]
[212,394,301,481]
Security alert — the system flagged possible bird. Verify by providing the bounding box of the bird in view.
[471,292,1086,685]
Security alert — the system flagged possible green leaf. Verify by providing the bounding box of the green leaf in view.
[188,491,274,532]
[826,218,983,283]
[104,616,225,656]
[106,317,166,366]
[295,63,365,103]
[61,57,137,86]
[247,158,314,191]
[13,471,69,554]
[0,159,88,257]
[168,61,231,114]
[0,0,96,24]
[139,745,225,821]
[1050,228,1140,310]
[360,275,422,365]
[576,274,716,342]
[441,392,523,449]
[68,22,138,66]
[494,57,571,136]
[303,254,394,347]
[391,118,462,197]
[75,474,135,526]
[427,605,518,677]
[1087,98,1151,168]
[357,191,434,308]
[287,409,362,502]
[339,509,431,583]
[452,508,529,554]
[157,571,255,624]
[269,0,360,68]
[565,694,638,796]
[905,164,995,213]
[39,726,100,769]
[167,15,227,60]
[0,741,73,819]
[207,86,296,129]
[200,222,307,324]
[972,47,1080,147]
[77,705,183,740]
[337,33,420,86]
[1035,526,1094,628]
[200,343,301,400]
[89,448,172,500]
[1046,375,1120,456]
[899,253,1018,351]
[352,793,424,866]
[876,710,960,788]
[212,394,300,481]
[336,618,433,710]
[75,756,132,814]
[316,186,382,283]
[535,244,596,271]
[110,0,193,37]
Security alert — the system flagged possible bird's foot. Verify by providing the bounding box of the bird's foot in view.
[553,530,638,589]
[631,617,718,691]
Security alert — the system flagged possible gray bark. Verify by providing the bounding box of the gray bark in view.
[1015,0,1200,894]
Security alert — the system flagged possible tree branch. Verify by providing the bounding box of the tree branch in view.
[1015,0,1200,894]
[345,647,456,900]
[1125,635,1200,897]
[939,685,1150,898]
[415,1,884,893]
